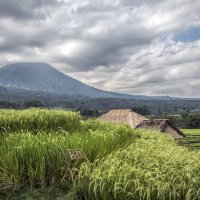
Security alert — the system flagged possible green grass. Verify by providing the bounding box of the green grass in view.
[178,129,200,149]
[76,131,200,200]
[181,129,200,135]
[0,128,138,189]
[1,109,200,200]
[0,109,140,190]
[0,108,81,133]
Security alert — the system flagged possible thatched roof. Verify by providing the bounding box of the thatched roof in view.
[98,109,147,128]
[98,109,186,138]
[135,119,186,138]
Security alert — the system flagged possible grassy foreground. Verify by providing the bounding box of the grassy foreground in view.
[0,109,200,200]
[76,131,200,200]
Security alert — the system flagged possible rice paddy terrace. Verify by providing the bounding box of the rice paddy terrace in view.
[0,109,200,200]
[178,129,200,150]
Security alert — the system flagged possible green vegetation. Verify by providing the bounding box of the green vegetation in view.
[0,109,81,133]
[0,127,137,190]
[178,129,200,149]
[149,113,200,129]
[132,105,151,115]
[0,109,138,191]
[181,129,200,135]
[77,131,200,200]
[0,109,200,200]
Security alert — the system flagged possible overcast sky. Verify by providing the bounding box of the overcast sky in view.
[0,0,200,97]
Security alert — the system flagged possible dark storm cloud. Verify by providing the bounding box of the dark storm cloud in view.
[0,18,59,53]
[0,0,62,20]
[0,0,64,53]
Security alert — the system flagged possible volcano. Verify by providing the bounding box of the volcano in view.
[0,62,134,99]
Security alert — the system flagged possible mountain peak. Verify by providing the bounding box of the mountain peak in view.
[1,62,55,73]
[0,62,128,98]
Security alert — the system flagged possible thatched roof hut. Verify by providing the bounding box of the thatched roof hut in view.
[135,119,186,138]
[98,109,186,138]
[98,109,147,128]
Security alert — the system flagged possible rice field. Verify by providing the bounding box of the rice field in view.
[0,109,81,133]
[0,109,139,191]
[76,131,200,200]
[0,109,200,200]
[178,129,200,149]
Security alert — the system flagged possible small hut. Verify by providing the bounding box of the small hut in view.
[98,109,185,138]
[98,109,147,127]
[135,119,186,138]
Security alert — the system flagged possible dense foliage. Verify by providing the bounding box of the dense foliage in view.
[77,131,200,200]
[0,109,200,200]
[0,109,138,190]
[150,113,200,129]
[1,95,200,115]
[0,109,81,133]
[131,105,151,115]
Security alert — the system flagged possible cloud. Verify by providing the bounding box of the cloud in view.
[0,0,200,97]
[0,0,62,20]
[74,39,200,97]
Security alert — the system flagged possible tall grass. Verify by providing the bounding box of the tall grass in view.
[0,120,139,190]
[76,131,200,200]
[2,109,200,199]
[0,109,81,133]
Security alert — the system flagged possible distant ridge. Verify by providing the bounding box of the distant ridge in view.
[0,62,136,99]
[0,62,177,100]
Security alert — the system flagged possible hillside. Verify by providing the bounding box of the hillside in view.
[0,62,179,101]
[0,62,137,99]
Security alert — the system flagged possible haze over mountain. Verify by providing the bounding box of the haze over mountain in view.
[0,62,140,99]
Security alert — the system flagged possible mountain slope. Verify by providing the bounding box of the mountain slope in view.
[0,62,134,98]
